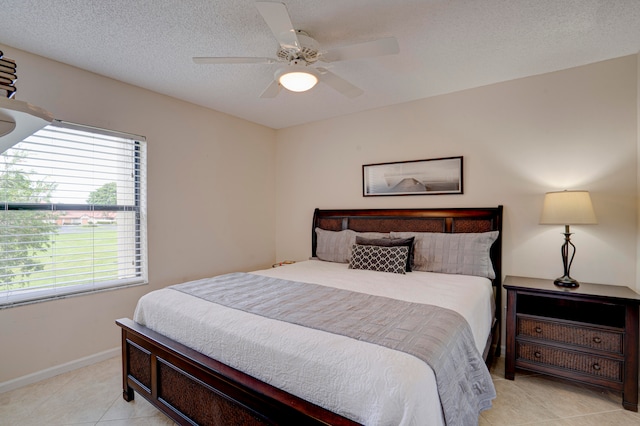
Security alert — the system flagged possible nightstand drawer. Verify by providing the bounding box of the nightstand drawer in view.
[517,316,622,354]
[516,341,623,382]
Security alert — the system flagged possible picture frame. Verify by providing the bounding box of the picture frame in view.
[363,156,463,196]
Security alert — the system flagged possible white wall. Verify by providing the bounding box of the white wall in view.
[0,45,277,384]
[275,56,639,298]
[1,45,637,387]
[637,52,640,292]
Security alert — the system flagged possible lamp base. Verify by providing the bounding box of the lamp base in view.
[554,275,580,288]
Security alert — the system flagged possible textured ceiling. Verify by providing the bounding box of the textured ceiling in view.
[1,0,639,129]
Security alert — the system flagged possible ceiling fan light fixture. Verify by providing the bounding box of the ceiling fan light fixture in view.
[276,67,318,92]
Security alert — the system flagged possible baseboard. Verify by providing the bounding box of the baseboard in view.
[0,343,510,394]
[0,347,120,394]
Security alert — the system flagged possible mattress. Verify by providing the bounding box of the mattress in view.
[133,260,495,425]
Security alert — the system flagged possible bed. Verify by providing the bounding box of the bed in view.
[117,206,503,425]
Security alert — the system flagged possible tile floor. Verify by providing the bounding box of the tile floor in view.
[1,355,639,425]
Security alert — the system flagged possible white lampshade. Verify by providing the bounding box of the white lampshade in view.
[276,67,318,92]
[540,190,597,225]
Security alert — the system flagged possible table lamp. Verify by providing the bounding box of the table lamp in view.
[540,190,597,288]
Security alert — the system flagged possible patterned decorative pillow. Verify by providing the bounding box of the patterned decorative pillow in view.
[348,244,409,274]
[390,231,499,279]
[315,228,390,263]
[355,236,415,272]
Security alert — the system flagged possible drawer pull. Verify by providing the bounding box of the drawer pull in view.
[534,351,542,358]
[592,363,601,371]
[535,327,542,333]
[593,337,602,344]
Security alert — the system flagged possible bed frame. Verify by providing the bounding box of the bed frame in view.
[117,206,503,425]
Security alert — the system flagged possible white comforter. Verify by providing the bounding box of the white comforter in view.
[133,260,494,425]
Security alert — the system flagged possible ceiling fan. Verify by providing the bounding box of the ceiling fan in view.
[193,1,399,98]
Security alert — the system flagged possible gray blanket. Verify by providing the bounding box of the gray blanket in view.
[171,272,495,425]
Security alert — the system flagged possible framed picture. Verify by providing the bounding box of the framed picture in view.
[363,156,463,196]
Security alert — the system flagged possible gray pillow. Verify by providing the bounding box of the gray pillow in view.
[348,244,408,274]
[315,228,389,263]
[390,231,498,279]
[355,236,415,272]
[315,228,355,263]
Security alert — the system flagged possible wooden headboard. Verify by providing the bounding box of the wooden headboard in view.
[312,206,504,359]
[312,207,503,282]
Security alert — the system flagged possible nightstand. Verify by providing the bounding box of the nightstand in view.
[504,275,640,411]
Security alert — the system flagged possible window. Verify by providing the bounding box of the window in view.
[0,121,147,307]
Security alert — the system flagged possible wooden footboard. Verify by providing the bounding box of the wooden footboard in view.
[116,318,360,426]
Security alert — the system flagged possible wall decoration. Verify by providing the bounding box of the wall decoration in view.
[363,156,463,196]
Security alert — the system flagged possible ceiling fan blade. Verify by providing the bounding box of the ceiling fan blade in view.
[316,67,363,98]
[256,1,300,50]
[259,79,281,98]
[320,37,399,63]
[193,57,276,64]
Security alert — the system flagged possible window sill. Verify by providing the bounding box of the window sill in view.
[0,279,148,309]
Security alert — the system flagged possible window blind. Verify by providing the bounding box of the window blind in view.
[0,121,147,307]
